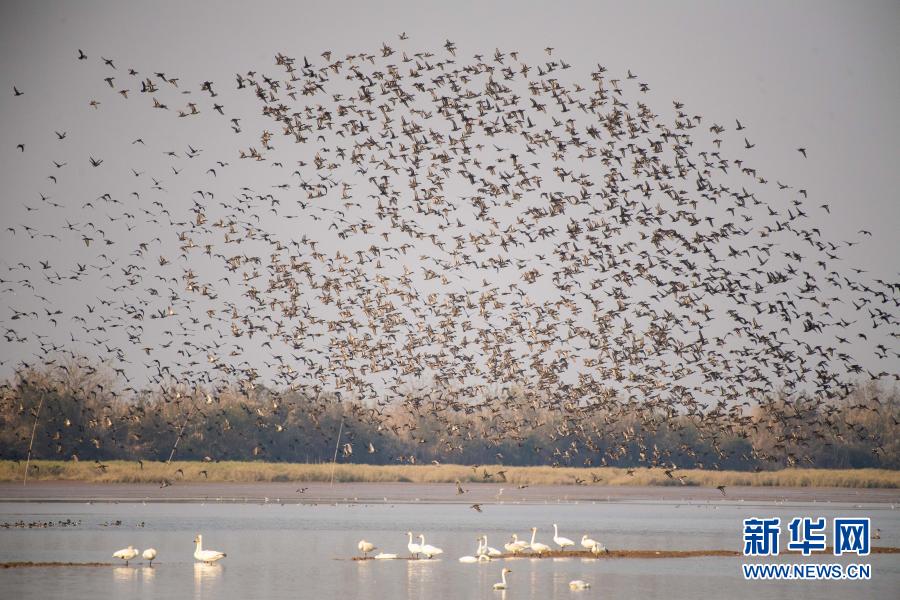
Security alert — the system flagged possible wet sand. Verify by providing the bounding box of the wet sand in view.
[348,547,900,561]
[1,481,897,504]
[6,546,899,568]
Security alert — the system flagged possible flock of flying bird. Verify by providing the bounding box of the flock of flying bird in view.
[3,35,898,471]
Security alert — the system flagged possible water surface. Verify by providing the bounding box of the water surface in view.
[0,491,897,599]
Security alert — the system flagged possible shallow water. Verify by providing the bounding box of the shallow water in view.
[0,497,897,599]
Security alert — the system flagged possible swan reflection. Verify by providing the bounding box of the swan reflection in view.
[112,566,137,583]
[194,561,223,598]
[406,554,439,597]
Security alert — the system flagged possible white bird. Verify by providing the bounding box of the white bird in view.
[459,537,485,562]
[374,553,397,560]
[529,527,551,555]
[357,539,376,557]
[418,534,443,559]
[590,542,608,555]
[493,568,512,590]
[569,580,591,590]
[581,534,600,550]
[406,531,421,558]
[504,534,527,554]
[112,545,139,565]
[142,548,157,566]
[553,524,575,550]
[481,535,503,557]
[193,534,226,563]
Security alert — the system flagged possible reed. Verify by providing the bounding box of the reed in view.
[1,461,897,488]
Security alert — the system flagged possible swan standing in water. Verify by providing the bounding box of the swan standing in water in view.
[113,545,139,566]
[406,531,421,558]
[193,534,226,564]
[492,568,512,590]
[553,524,575,550]
[481,536,503,557]
[418,534,443,559]
[357,540,376,558]
[142,548,157,566]
[528,527,551,555]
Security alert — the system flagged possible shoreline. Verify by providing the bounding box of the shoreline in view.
[3,461,898,489]
[4,547,900,568]
[1,481,898,504]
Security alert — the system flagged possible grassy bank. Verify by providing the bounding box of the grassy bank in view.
[2,461,898,488]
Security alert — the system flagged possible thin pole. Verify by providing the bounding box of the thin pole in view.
[167,398,196,464]
[24,393,45,486]
[330,419,344,487]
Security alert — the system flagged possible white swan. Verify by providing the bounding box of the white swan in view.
[418,534,443,559]
[142,548,157,566]
[513,533,530,553]
[569,579,591,590]
[459,537,484,562]
[373,552,398,560]
[590,542,608,555]
[492,567,512,590]
[504,534,524,554]
[581,534,600,550]
[529,527,551,555]
[553,524,575,550]
[193,534,226,563]
[113,545,139,565]
[481,535,503,557]
[406,531,421,558]
[357,539,376,557]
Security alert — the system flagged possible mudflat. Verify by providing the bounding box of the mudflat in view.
[1,481,897,504]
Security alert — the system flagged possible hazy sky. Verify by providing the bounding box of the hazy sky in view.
[1,0,898,391]
[3,0,898,258]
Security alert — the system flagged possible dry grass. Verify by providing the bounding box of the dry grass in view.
[1,461,898,488]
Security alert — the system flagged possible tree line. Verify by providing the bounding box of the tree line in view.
[0,363,897,470]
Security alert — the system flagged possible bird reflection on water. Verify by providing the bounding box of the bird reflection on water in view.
[193,562,223,599]
[112,566,138,583]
